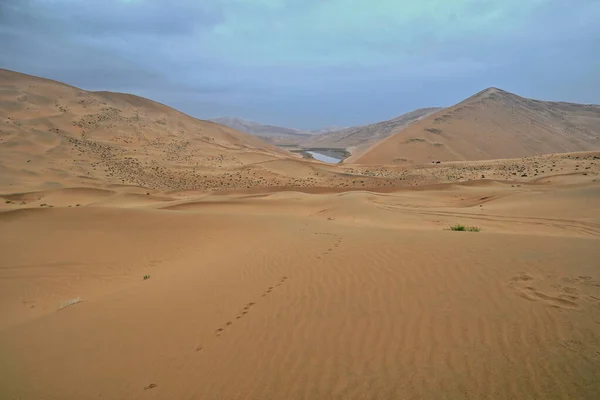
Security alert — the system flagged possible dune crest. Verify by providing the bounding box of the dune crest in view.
[351,88,600,164]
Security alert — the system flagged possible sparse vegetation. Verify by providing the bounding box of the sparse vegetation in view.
[449,225,481,232]
[143,274,151,280]
[5,200,12,204]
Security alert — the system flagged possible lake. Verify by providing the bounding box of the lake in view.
[307,151,342,164]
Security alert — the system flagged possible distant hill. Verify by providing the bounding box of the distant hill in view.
[299,108,443,151]
[0,69,288,191]
[208,117,314,144]
[309,126,346,135]
[350,88,600,165]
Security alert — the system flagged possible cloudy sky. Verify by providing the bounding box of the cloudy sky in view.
[1,0,599,129]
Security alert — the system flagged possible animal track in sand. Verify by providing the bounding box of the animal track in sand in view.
[313,232,343,258]
[509,272,600,310]
[563,339,600,363]
[196,277,290,350]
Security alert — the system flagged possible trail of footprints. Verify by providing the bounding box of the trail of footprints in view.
[509,272,600,310]
[196,276,289,351]
[313,232,343,259]
[196,232,343,352]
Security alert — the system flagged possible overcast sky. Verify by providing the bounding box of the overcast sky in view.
[1,0,599,129]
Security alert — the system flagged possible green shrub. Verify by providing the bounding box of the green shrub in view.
[449,225,481,232]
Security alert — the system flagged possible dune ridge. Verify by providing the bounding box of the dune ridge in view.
[351,88,600,165]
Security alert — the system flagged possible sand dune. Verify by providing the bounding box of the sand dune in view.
[352,88,600,165]
[301,107,443,152]
[0,68,291,192]
[1,70,600,399]
[1,180,600,399]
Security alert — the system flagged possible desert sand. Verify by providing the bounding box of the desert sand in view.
[1,70,600,399]
[352,88,600,165]
[300,107,443,153]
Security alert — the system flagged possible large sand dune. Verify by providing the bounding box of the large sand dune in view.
[0,69,293,192]
[352,88,600,165]
[301,107,443,152]
[1,70,600,399]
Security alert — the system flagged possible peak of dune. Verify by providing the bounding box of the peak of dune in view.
[350,88,600,165]
[474,87,509,96]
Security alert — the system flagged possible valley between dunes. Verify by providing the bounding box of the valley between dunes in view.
[1,69,600,399]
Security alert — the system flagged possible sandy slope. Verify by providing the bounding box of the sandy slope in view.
[0,68,292,192]
[1,176,600,400]
[300,107,443,152]
[351,88,600,165]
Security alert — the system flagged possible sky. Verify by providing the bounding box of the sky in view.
[1,0,599,130]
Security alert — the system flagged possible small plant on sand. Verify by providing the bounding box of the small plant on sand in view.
[59,297,82,310]
[450,224,481,232]
[5,200,12,204]
[143,274,151,280]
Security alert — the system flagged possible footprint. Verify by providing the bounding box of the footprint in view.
[585,295,600,304]
[511,280,581,310]
[563,339,585,353]
[558,294,579,301]
[515,286,538,301]
[510,272,534,283]
[561,287,580,294]
[532,290,580,309]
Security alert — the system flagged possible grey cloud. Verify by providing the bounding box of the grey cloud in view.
[1,0,221,37]
[0,0,599,130]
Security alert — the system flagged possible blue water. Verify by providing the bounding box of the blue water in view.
[307,151,341,164]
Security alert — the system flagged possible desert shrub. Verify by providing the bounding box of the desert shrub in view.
[449,225,481,232]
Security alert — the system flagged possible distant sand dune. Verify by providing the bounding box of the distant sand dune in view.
[352,88,600,164]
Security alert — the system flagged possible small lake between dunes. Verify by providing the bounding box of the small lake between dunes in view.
[307,151,342,164]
